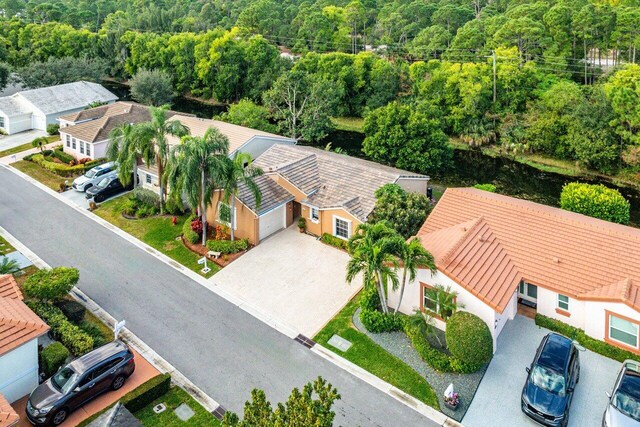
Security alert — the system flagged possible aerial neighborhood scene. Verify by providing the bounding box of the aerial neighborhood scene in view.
[0,1,639,427]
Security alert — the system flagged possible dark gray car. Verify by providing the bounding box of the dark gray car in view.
[26,340,135,426]
[603,360,640,427]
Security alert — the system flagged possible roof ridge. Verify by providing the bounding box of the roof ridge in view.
[440,217,485,266]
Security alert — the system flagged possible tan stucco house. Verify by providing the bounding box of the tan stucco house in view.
[389,187,640,353]
[208,144,430,245]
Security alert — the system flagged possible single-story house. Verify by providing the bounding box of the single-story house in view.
[0,392,19,426]
[0,275,49,403]
[0,81,117,135]
[207,144,430,245]
[388,187,640,353]
[59,102,185,160]
[137,116,296,193]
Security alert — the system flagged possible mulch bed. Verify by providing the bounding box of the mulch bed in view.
[181,236,249,268]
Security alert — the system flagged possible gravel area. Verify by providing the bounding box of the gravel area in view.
[353,308,488,421]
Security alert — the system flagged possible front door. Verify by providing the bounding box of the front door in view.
[292,201,301,219]
[518,282,538,303]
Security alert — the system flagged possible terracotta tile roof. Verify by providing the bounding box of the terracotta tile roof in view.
[0,275,22,300]
[0,393,18,427]
[417,188,640,312]
[0,280,49,357]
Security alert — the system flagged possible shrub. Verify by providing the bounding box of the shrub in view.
[190,216,203,234]
[320,233,347,250]
[41,342,70,377]
[122,198,139,216]
[31,154,85,177]
[445,311,493,372]
[165,195,184,215]
[23,267,80,303]
[473,183,497,192]
[535,314,639,363]
[182,215,199,244]
[405,324,458,372]
[84,158,107,169]
[78,321,108,348]
[206,238,248,254]
[28,302,94,355]
[133,187,161,208]
[47,123,60,135]
[52,149,74,164]
[23,153,34,161]
[56,300,85,323]
[358,287,404,333]
[298,217,306,229]
[559,182,630,224]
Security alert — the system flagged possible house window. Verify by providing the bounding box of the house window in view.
[86,144,90,157]
[421,283,456,320]
[334,216,350,239]
[0,117,4,128]
[423,286,438,313]
[310,207,319,222]
[557,294,569,311]
[146,174,152,184]
[518,281,537,300]
[217,201,237,230]
[66,135,70,147]
[608,313,639,349]
[72,138,76,149]
[79,141,84,155]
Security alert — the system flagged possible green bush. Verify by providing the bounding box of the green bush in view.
[358,287,404,333]
[52,149,74,164]
[473,183,497,192]
[182,215,199,244]
[47,124,60,135]
[535,314,639,363]
[23,267,79,303]
[84,158,107,169]
[31,154,85,177]
[445,312,493,372]
[78,321,108,348]
[165,195,185,215]
[560,182,630,224]
[135,204,158,218]
[41,342,70,377]
[405,324,460,372]
[28,302,94,355]
[23,153,34,161]
[133,187,161,208]
[206,238,249,254]
[320,233,347,250]
[122,198,139,216]
[56,300,85,323]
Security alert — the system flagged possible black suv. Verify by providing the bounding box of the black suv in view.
[26,340,135,426]
[85,175,133,203]
[521,333,581,427]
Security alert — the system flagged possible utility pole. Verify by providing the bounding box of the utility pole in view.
[492,50,497,104]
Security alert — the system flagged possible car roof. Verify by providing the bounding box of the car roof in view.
[538,333,572,371]
[94,162,115,171]
[68,340,128,373]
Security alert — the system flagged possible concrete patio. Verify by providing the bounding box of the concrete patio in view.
[464,315,620,427]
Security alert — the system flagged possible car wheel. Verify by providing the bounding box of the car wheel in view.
[561,411,569,427]
[95,194,104,203]
[52,408,67,426]
[111,375,126,390]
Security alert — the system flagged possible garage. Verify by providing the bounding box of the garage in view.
[258,204,286,241]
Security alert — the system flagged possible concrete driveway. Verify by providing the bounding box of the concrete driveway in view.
[0,130,47,152]
[210,226,361,337]
[464,315,620,427]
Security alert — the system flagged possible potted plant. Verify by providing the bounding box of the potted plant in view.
[297,217,307,233]
[444,391,459,410]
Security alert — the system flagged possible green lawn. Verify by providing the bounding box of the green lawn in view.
[0,235,15,255]
[331,117,365,133]
[134,386,221,426]
[12,160,78,191]
[314,293,439,409]
[93,196,218,278]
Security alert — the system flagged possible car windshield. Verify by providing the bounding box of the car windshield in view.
[84,168,98,178]
[531,365,566,395]
[96,177,110,188]
[51,367,79,394]
[612,374,640,421]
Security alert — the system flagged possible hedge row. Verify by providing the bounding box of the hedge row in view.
[320,233,348,250]
[52,148,74,164]
[182,215,199,244]
[206,238,248,254]
[78,374,172,426]
[535,314,639,363]
[28,302,94,355]
[31,154,85,177]
[41,342,70,377]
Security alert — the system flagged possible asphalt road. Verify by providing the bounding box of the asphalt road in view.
[0,166,436,426]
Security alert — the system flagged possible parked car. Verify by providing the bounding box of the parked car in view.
[603,360,640,427]
[521,332,581,427]
[85,174,133,203]
[72,162,117,192]
[26,340,135,426]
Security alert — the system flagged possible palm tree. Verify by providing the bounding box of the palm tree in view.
[346,222,402,314]
[32,136,49,153]
[106,123,154,189]
[395,237,436,313]
[408,310,443,348]
[0,257,19,274]
[424,284,463,320]
[218,152,264,241]
[137,106,189,213]
[166,127,229,246]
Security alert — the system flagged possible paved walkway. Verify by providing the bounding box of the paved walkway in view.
[464,315,619,427]
[211,226,361,337]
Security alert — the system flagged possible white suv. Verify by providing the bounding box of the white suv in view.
[72,162,117,192]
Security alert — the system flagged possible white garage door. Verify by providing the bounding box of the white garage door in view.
[259,205,285,241]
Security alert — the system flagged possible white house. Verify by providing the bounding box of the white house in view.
[389,187,640,354]
[0,81,117,135]
[0,275,49,403]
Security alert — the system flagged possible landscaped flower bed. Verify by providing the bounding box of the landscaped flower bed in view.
[23,147,107,178]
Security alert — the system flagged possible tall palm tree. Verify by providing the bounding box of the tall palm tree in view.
[395,237,436,313]
[106,123,154,188]
[166,127,229,246]
[137,106,189,213]
[0,257,19,274]
[346,222,401,314]
[219,152,264,241]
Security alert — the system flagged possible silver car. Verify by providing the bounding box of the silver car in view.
[603,360,640,427]
[72,162,117,192]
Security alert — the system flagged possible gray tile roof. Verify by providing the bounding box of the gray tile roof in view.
[237,174,294,215]
[16,81,117,115]
[254,144,428,221]
[0,96,29,116]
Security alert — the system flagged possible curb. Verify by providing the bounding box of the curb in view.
[0,225,221,414]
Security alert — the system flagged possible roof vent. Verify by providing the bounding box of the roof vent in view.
[478,234,487,242]
[552,257,560,264]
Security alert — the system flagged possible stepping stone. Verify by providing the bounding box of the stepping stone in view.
[174,403,195,421]
[328,334,352,352]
